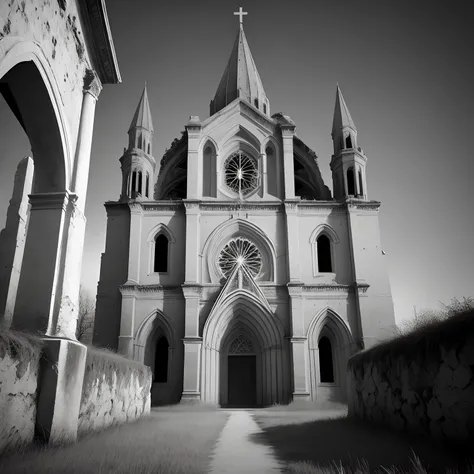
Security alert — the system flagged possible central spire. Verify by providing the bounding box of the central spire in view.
[210,9,270,117]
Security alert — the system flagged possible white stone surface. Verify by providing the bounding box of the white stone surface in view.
[209,411,282,473]
[0,348,40,453]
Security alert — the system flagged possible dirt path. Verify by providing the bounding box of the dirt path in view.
[209,410,282,473]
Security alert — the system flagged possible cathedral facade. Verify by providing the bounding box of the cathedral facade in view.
[93,20,396,407]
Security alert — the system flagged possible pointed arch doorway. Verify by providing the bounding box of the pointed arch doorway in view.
[226,334,257,407]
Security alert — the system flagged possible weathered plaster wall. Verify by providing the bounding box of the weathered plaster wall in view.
[0,0,93,174]
[78,347,152,436]
[0,330,42,454]
[347,310,474,445]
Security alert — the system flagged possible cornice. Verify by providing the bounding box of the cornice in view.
[346,200,381,211]
[77,0,121,84]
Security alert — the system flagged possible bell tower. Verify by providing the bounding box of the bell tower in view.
[120,84,155,200]
[330,85,368,201]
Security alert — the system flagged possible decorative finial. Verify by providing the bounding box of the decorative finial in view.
[234,6,248,27]
[145,80,147,88]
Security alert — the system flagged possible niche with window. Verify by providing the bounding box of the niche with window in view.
[358,170,363,197]
[318,336,334,383]
[154,336,169,383]
[154,234,169,273]
[203,142,217,197]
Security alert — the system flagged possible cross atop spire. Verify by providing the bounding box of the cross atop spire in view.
[234,6,247,27]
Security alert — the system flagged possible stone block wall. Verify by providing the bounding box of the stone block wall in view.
[78,347,152,436]
[0,330,42,454]
[347,309,474,445]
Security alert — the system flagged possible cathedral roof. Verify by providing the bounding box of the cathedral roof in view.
[210,25,269,116]
[332,85,356,137]
[129,84,154,133]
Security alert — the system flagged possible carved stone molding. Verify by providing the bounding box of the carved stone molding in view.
[83,69,103,100]
[303,284,353,293]
[284,199,300,212]
[183,336,203,344]
[182,284,202,298]
[142,202,184,212]
[287,282,304,296]
[346,200,381,211]
[298,202,344,213]
[290,337,307,343]
[353,281,370,293]
[200,202,282,213]
[119,284,182,296]
[183,200,201,211]
[29,191,78,211]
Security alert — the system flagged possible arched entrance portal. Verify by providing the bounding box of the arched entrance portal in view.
[202,292,291,407]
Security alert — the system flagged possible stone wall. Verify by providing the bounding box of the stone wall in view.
[0,330,42,454]
[347,309,474,445]
[78,347,152,436]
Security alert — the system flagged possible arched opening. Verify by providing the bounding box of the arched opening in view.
[263,103,267,114]
[131,170,137,197]
[317,234,332,272]
[254,98,259,108]
[0,60,68,332]
[154,336,169,383]
[145,172,150,198]
[318,336,334,383]
[147,143,151,154]
[137,171,143,195]
[347,168,355,196]
[265,145,278,198]
[345,135,352,149]
[203,143,217,197]
[154,234,169,272]
[358,170,363,196]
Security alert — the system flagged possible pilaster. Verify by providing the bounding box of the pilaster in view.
[284,200,302,282]
[185,117,202,199]
[126,203,143,284]
[281,125,296,199]
[183,200,200,284]
[11,192,83,339]
[181,336,202,401]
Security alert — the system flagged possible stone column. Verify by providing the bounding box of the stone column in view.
[0,157,34,328]
[71,69,102,212]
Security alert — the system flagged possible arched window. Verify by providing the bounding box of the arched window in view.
[347,168,355,196]
[317,234,332,272]
[147,143,151,154]
[254,98,259,108]
[154,336,169,383]
[263,103,267,114]
[319,336,334,383]
[131,170,137,197]
[154,234,169,272]
[358,170,363,196]
[345,135,352,149]
[137,171,143,195]
[145,172,150,198]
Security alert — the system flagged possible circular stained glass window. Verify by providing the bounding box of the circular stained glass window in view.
[224,151,259,195]
[218,237,262,278]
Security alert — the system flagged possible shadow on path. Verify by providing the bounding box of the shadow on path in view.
[250,414,471,473]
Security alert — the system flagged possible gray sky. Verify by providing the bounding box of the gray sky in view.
[0,0,473,326]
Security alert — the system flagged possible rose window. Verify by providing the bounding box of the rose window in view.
[218,237,262,278]
[224,151,259,195]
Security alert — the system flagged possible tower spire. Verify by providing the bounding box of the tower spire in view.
[210,9,269,117]
[332,84,356,139]
[129,83,154,134]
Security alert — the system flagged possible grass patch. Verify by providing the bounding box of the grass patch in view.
[0,328,42,362]
[349,308,474,367]
[252,412,472,474]
[0,411,229,473]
